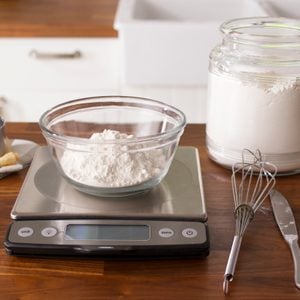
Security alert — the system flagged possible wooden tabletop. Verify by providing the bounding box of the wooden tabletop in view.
[0,0,119,37]
[1,123,300,299]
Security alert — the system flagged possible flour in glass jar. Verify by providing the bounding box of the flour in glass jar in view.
[207,73,300,151]
[60,129,166,187]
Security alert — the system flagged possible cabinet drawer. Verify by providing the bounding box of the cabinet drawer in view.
[2,89,118,122]
[0,38,119,90]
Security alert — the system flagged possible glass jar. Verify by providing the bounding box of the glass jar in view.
[206,17,300,174]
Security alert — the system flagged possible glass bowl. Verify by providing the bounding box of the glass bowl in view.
[39,96,186,197]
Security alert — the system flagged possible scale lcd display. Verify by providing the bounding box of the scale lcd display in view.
[65,224,150,241]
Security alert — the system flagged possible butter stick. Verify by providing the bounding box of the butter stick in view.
[0,152,19,167]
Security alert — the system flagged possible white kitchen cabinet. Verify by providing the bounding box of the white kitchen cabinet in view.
[0,37,207,123]
[0,38,119,90]
[0,38,120,122]
[1,89,119,122]
[120,85,207,123]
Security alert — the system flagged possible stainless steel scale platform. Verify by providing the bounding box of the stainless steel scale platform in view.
[4,146,209,258]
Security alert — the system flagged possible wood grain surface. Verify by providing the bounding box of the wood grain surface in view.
[0,0,119,37]
[1,123,300,299]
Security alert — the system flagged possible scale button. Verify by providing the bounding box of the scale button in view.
[182,228,198,238]
[158,228,174,238]
[18,227,34,237]
[41,227,57,237]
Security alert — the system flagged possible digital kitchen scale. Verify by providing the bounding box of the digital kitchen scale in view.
[4,146,209,258]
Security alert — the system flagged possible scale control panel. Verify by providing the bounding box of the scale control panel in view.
[5,219,209,257]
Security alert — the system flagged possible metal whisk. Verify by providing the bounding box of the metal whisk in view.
[223,149,277,295]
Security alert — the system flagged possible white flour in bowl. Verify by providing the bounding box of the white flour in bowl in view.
[60,129,166,187]
[206,72,300,171]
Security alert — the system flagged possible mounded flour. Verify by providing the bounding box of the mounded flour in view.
[61,129,166,187]
[206,72,300,170]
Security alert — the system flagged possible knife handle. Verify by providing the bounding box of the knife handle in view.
[288,237,300,289]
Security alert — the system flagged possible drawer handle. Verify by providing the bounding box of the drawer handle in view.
[29,49,82,59]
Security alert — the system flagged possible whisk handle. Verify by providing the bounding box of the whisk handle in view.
[223,235,242,295]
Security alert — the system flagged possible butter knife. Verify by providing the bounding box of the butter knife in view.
[270,189,300,289]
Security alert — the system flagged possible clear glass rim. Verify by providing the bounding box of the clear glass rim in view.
[39,95,187,144]
[221,17,300,45]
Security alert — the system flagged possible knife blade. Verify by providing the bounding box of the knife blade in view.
[270,189,300,289]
